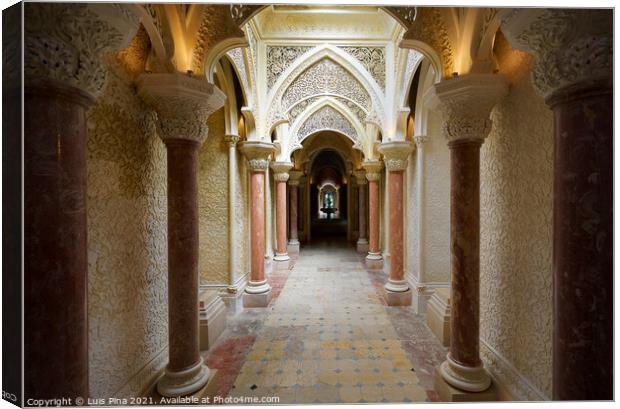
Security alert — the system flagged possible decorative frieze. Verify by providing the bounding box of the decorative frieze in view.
[24,2,141,96]
[137,73,226,143]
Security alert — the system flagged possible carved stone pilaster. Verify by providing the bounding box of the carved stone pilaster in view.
[379,141,415,171]
[427,74,508,142]
[271,162,293,182]
[501,9,612,101]
[239,141,275,172]
[24,3,141,97]
[363,160,384,182]
[137,73,226,144]
[414,135,429,146]
[288,170,303,187]
[353,170,367,186]
[224,134,240,147]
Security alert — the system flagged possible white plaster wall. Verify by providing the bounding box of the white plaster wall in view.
[421,111,450,284]
[479,35,553,400]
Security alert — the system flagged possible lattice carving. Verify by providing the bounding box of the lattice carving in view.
[296,105,359,144]
[282,58,371,112]
[288,95,367,124]
[267,45,313,89]
[341,46,386,90]
[226,47,250,99]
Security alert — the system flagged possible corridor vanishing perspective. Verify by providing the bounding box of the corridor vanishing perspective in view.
[9,1,614,407]
[206,240,445,404]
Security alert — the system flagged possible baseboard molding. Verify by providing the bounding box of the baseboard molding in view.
[113,345,168,398]
[480,339,549,402]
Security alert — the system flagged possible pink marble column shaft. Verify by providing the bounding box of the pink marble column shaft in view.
[289,184,299,242]
[367,179,380,256]
[448,139,483,368]
[358,183,367,241]
[275,179,288,256]
[24,79,93,401]
[164,139,202,373]
[388,170,405,283]
[549,85,613,400]
[250,170,266,282]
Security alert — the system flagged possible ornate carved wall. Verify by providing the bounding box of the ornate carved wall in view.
[198,108,230,285]
[234,148,250,283]
[479,34,553,400]
[86,47,168,397]
[421,111,450,284]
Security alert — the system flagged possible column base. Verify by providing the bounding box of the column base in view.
[356,239,369,253]
[366,251,383,260]
[273,252,290,262]
[287,239,300,253]
[384,288,412,306]
[157,358,211,397]
[434,367,497,402]
[385,278,409,292]
[245,279,270,294]
[243,288,272,308]
[438,354,492,393]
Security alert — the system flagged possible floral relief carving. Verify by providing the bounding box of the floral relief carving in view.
[191,5,245,75]
[226,47,250,99]
[504,9,612,99]
[24,2,140,96]
[198,108,230,284]
[296,105,359,145]
[86,54,168,398]
[341,46,386,90]
[266,45,313,89]
[282,58,371,113]
[479,40,553,399]
[288,95,367,124]
[403,7,455,78]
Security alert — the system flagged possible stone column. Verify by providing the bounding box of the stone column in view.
[138,73,226,397]
[288,170,303,252]
[379,141,415,306]
[353,170,369,253]
[429,74,508,397]
[363,160,384,266]
[271,162,293,263]
[239,141,275,307]
[23,3,140,401]
[503,9,613,400]
[225,135,240,289]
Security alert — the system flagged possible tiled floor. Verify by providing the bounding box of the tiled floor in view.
[204,239,446,404]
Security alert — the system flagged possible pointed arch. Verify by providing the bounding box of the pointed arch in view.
[288,97,367,156]
[265,45,385,137]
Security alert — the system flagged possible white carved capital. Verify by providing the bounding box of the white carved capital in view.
[501,9,612,100]
[24,3,141,97]
[288,170,304,186]
[224,134,240,147]
[239,141,275,172]
[137,73,226,144]
[427,74,508,143]
[363,160,383,182]
[271,162,293,182]
[378,141,415,171]
[414,135,429,146]
[353,170,367,186]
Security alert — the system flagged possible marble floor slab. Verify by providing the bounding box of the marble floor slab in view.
[203,238,446,404]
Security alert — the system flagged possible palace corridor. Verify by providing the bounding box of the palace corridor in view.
[203,240,446,403]
[11,2,613,406]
